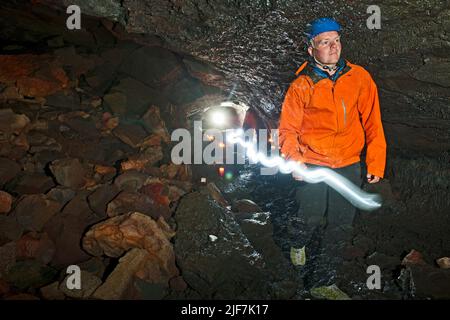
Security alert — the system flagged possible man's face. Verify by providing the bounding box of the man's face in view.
[308,31,341,65]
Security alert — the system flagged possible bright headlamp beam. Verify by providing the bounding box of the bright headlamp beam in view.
[228,129,382,211]
[209,110,228,127]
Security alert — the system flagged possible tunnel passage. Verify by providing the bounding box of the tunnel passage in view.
[0,0,449,300]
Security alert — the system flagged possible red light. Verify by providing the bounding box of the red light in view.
[218,167,225,177]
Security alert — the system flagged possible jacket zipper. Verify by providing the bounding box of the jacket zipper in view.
[341,98,347,127]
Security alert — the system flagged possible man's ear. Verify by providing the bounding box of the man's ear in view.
[307,46,313,57]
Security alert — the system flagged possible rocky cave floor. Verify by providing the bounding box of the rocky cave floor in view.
[0,0,449,300]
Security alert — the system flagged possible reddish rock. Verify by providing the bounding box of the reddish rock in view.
[16,232,56,264]
[0,191,13,214]
[94,164,117,176]
[82,212,175,257]
[17,77,64,98]
[0,54,69,98]
[0,55,40,81]
[82,213,178,287]
[120,159,150,172]
[139,181,171,219]
[101,112,119,131]
[402,249,427,266]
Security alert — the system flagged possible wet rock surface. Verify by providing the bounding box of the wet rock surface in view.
[173,190,298,299]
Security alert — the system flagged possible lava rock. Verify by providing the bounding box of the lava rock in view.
[87,183,121,216]
[78,257,108,279]
[59,270,102,299]
[7,173,55,195]
[206,182,229,208]
[235,211,294,275]
[106,191,157,218]
[0,157,21,186]
[16,231,55,264]
[46,187,76,206]
[0,216,24,243]
[0,191,13,214]
[113,170,148,192]
[118,46,182,88]
[92,248,148,300]
[366,252,401,271]
[141,106,170,143]
[44,192,102,266]
[174,191,297,299]
[104,77,166,116]
[112,123,149,148]
[120,145,163,171]
[82,212,176,258]
[139,181,171,220]
[39,281,65,300]
[3,260,57,290]
[402,249,426,267]
[49,158,89,189]
[0,242,16,278]
[436,257,450,269]
[400,264,450,299]
[231,199,263,213]
[0,109,30,135]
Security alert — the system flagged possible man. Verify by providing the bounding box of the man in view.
[278,17,386,285]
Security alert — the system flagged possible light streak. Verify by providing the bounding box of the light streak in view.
[227,129,382,211]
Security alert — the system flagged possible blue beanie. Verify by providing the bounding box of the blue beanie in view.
[306,17,341,40]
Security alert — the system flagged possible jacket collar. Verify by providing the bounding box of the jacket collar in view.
[296,57,352,84]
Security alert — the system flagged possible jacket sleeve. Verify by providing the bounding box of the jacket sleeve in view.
[357,71,387,178]
[278,80,306,163]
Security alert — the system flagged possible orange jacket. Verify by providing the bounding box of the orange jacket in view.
[279,60,387,178]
